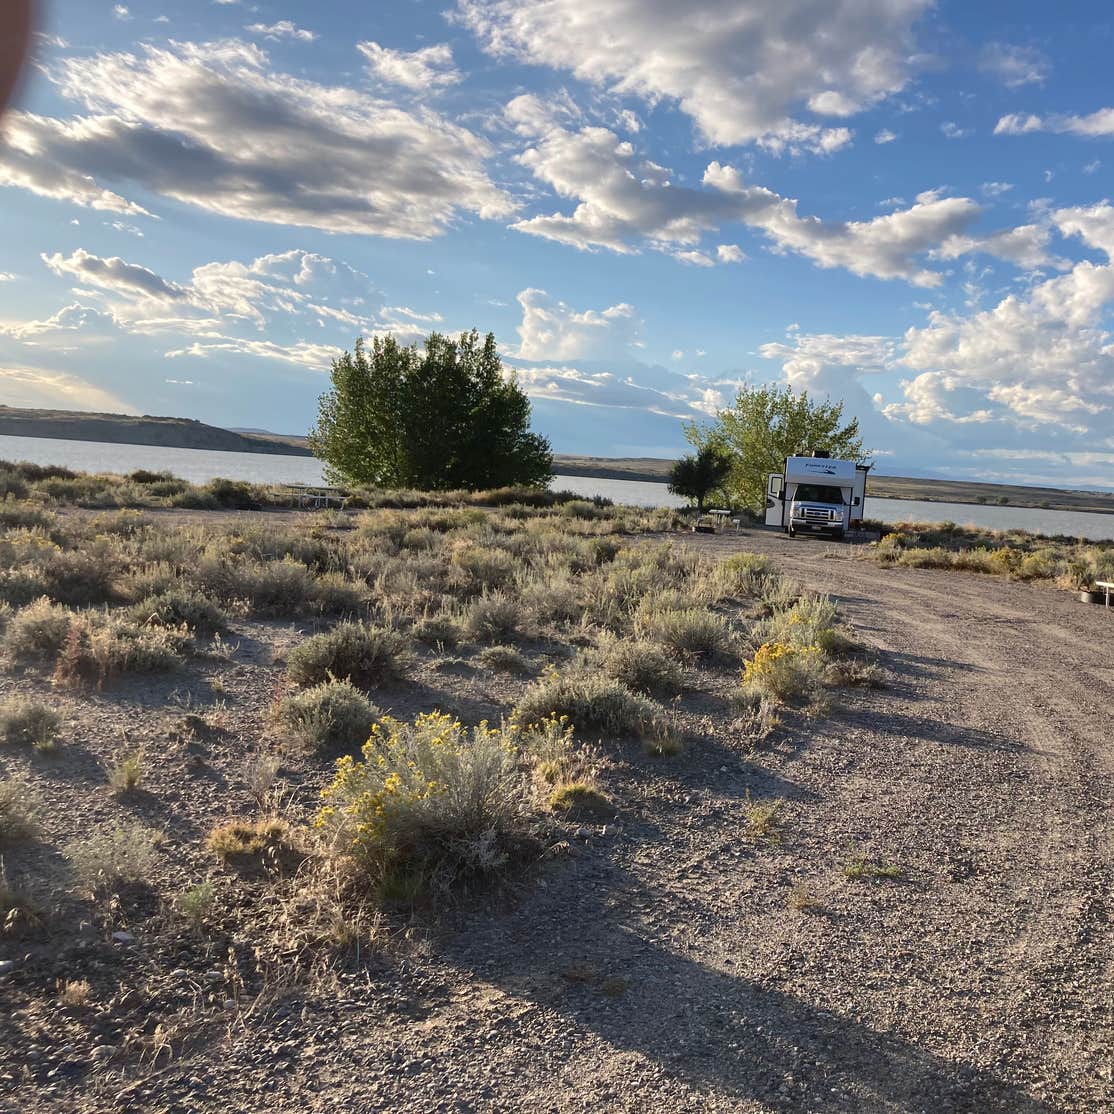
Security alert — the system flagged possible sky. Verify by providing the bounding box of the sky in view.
[1,1,1113,487]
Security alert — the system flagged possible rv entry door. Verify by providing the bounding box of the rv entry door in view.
[764,473,784,527]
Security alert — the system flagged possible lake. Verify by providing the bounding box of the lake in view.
[1,433,1112,542]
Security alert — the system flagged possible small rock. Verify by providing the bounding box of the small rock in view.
[574,827,591,839]
[112,931,134,944]
[171,969,189,981]
[223,1000,236,1011]
[0,960,15,976]
[91,1046,114,1062]
[203,970,223,983]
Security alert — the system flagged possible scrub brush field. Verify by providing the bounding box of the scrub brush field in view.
[0,463,1109,1113]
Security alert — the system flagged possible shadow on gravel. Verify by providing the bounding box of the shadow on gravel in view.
[453,869,1053,1114]
[858,710,1027,753]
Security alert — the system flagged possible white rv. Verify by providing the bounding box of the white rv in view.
[764,453,869,540]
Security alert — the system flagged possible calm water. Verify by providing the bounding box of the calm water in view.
[2,434,1112,541]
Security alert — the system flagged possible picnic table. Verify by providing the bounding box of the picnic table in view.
[1096,580,1114,608]
[281,484,347,510]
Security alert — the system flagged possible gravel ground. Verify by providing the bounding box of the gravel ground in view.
[1,523,1111,1113]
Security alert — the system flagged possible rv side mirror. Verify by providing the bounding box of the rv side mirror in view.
[853,496,861,506]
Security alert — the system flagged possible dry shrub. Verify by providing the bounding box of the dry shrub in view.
[710,552,777,598]
[477,644,531,673]
[462,592,520,643]
[751,596,839,652]
[65,822,159,892]
[412,613,462,648]
[0,779,40,843]
[740,642,825,705]
[2,598,73,662]
[315,712,534,890]
[0,697,61,750]
[286,622,409,688]
[513,671,674,748]
[128,588,227,635]
[52,614,184,688]
[595,636,683,696]
[273,679,379,753]
[635,605,736,663]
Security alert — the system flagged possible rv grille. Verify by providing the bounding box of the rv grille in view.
[803,508,829,522]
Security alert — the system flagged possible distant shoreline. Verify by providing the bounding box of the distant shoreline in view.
[1,407,1112,516]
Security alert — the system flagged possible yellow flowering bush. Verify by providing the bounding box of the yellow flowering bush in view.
[741,641,823,703]
[315,712,531,880]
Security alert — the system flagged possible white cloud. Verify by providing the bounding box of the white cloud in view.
[995,108,1114,138]
[979,42,1050,89]
[358,41,460,89]
[874,129,898,144]
[0,365,137,411]
[0,272,15,282]
[716,244,745,264]
[940,121,972,140]
[980,181,1013,198]
[458,0,930,150]
[113,5,131,20]
[508,113,1030,285]
[0,40,512,238]
[244,21,316,43]
[514,288,639,361]
[43,248,187,300]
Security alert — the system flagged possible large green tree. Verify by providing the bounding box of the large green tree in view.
[685,384,868,511]
[310,330,553,491]
[667,444,733,513]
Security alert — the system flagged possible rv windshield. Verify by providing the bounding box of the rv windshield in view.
[794,484,844,504]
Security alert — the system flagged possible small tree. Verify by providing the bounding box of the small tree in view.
[686,384,867,511]
[667,445,732,513]
[310,330,553,491]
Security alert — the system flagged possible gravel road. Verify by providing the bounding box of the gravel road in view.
[11,526,1113,1113]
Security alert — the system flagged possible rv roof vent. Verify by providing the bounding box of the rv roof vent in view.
[811,450,831,458]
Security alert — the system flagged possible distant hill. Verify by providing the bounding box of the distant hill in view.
[0,407,313,457]
[1,407,1110,514]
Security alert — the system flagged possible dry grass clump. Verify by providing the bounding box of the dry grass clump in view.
[65,822,159,892]
[272,679,379,753]
[2,598,73,662]
[635,604,736,663]
[52,614,184,688]
[547,782,612,818]
[477,644,531,673]
[824,659,886,688]
[315,712,534,891]
[842,853,903,881]
[412,613,462,648]
[0,868,45,937]
[174,881,215,927]
[107,746,144,794]
[594,636,683,696]
[462,592,521,643]
[208,818,300,871]
[59,979,93,1008]
[128,588,228,635]
[0,697,61,750]
[286,622,410,688]
[709,551,777,599]
[513,670,675,750]
[0,779,40,843]
[743,792,782,842]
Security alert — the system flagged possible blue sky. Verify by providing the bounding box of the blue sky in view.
[1,0,1113,486]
